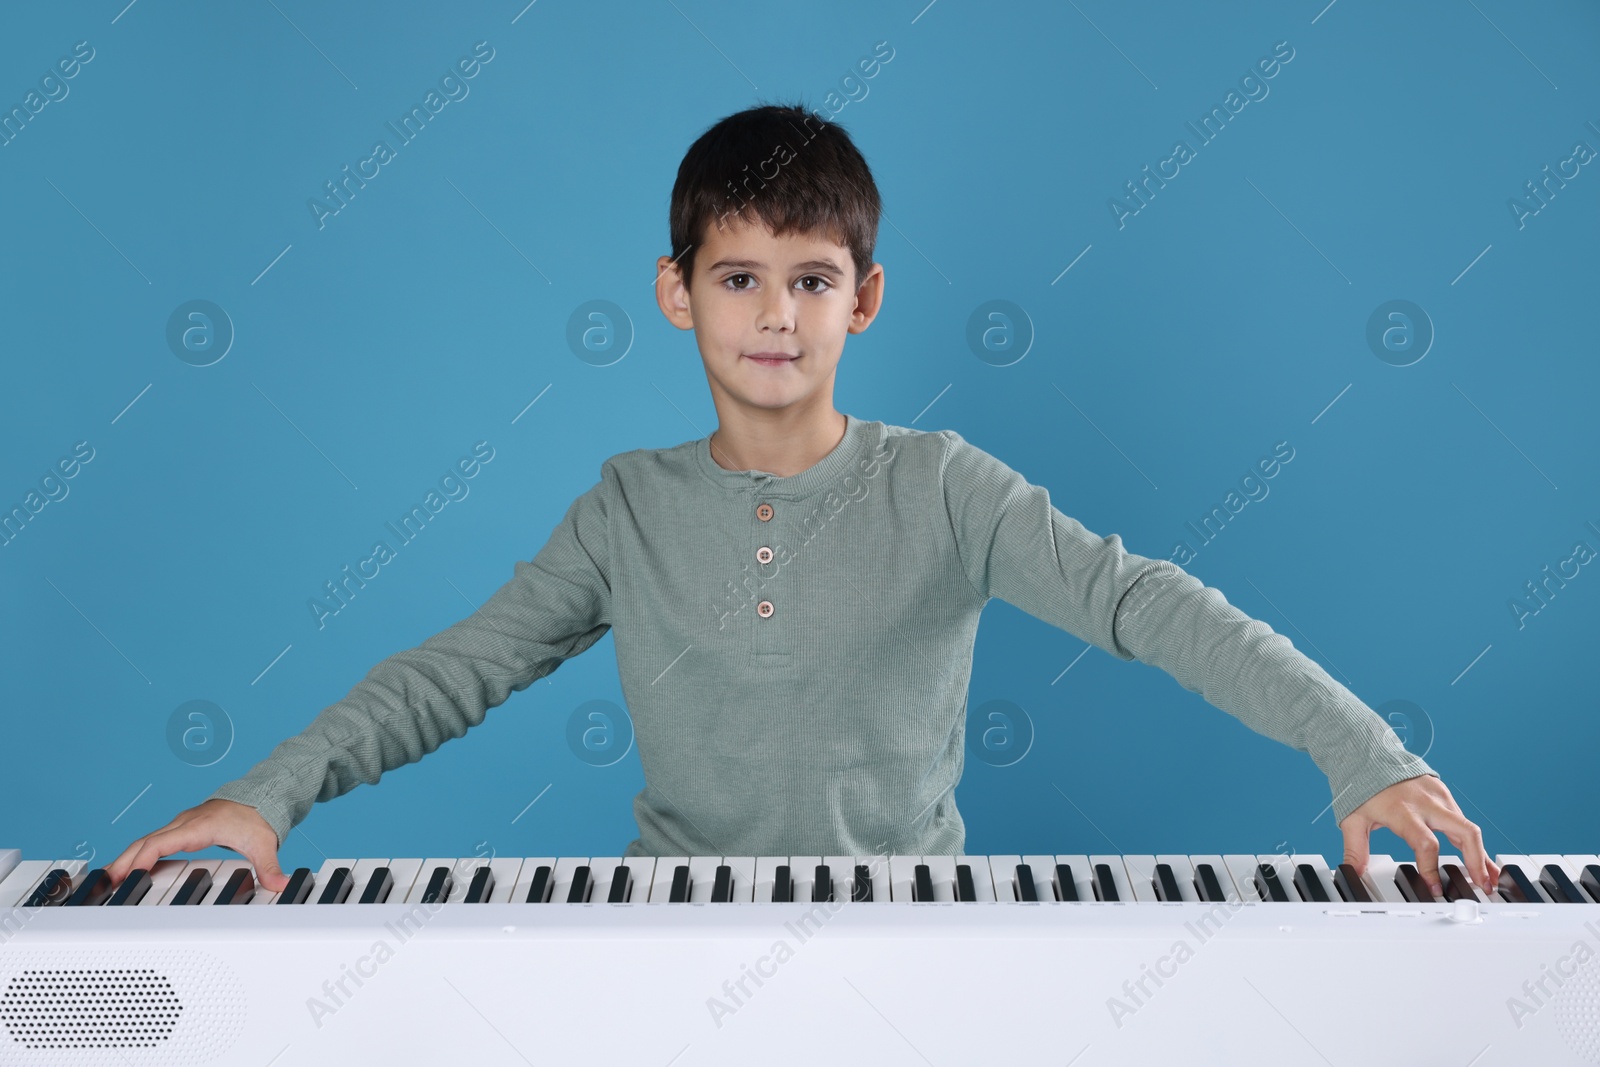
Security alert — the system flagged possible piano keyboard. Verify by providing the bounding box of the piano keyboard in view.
[8,848,1600,907]
[4,847,1599,1066]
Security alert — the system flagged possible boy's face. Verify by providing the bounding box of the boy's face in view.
[655,215,884,421]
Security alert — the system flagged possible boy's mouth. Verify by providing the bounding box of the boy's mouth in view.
[743,352,799,367]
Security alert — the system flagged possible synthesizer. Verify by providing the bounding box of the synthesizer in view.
[2,848,1598,1065]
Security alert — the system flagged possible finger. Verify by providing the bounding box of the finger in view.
[243,844,289,894]
[1398,818,1443,896]
[106,837,152,886]
[1340,815,1372,877]
[124,825,216,879]
[1440,813,1494,893]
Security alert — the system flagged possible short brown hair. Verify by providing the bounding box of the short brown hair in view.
[668,101,881,291]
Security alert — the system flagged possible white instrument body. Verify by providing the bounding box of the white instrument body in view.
[2,848,1598,1065]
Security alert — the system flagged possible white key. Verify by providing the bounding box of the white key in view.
[551,857,590,903]
[0,850,20,884]
[923,855,957,902]
[485,857,524,903]
[1564,854,1600,903]
[985,855,1022,902]
[1362,854,1411,903]
[790,856,823,903]
[721,856,756,902]
[888,855,920,902]
[1223,855,1266,902]
[0,860,54,907]
[1053,855,1093,902]
[208,859,255,904]
[1017,855,1055,902]
[687,856,722,904]
[754,857,785,903]
[380,859,425,904]
[507,857,558,904]
[409,858,462,903]
[617,856,656,903]
[343,858,391,904]
[822,856,853,903]
[587,857,625,903]
[309,859,359,904]
[162,859,221,904]
[1088,855,1134,902]
[1280,854,1339,902]
[1434,854,1491,903]
[855,855,891,903]
[957,856,996,901]
[648,857,689,902]
[1153,855,1200,902]
[1120,856,1161,902]
[135,859,189,906]
[1251,853,1299,901]
[1186,855,1240,903]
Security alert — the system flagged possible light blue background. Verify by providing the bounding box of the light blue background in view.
[2,1,1595,874]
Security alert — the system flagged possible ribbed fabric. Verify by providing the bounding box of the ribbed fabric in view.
[210,413,1433,856]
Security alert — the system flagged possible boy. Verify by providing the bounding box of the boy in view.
[110,102,1496,899]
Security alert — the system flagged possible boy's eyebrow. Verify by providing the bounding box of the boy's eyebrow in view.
[705,257,846,276]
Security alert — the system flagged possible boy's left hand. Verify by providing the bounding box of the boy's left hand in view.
[1338,775,1499,897]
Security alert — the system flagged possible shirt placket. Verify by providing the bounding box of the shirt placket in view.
[749,481,788,655]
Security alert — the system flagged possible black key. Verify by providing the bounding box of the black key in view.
[771,864,792,902]
[1333,863,1373,903]
[65,869,114,907]
[668,864,691,903]
[463,866,495,903]
[1441,864,1478,903]
[913,863,935,902]
[853,865,873,903]
[1499,864,1545,903]
[24,868,74,907]
[1540,864,1583,904]
[568,865,593,904]
[316,867,352,905]
[107,869,153,907]
[607,865,632,903]
[277,867,315,905]
[1014,864,1038,902]
[423,866,455,904]
[709,865,732,903]
[812,864,832,903]
[955,864,976,902]
[170,868,214,906]
[523,865,552,904]
[1396,863,1436,903]
[1054,863,1079,902]
[214,868,256,905]
[1581,864,1600,903]
[1293,864,1330,903]
[1154,863,1183,902]
[1194,864,1227,903]
[1254,864,1289,902]
[357,867,393,905]
[1093,863,1120,902]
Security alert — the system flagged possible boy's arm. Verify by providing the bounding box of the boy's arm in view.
[940,431,1489,886]
[206,471,614,846]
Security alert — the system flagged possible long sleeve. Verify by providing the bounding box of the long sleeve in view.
[939,430,1433,826]
[209,471,615,844]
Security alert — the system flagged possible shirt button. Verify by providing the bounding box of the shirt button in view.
[756,502,774,522]
[756,546,773,564]
[756,600,774,618]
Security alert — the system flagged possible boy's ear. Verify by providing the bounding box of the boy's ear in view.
[655,255,695,331]
[847,261,885,335]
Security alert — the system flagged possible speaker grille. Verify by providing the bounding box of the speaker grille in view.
[1,968,182,1049]
[0,949,243,1065]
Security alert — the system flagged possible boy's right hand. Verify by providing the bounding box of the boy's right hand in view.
[107,798,289,894]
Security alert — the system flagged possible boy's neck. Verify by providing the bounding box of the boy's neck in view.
[708,406,848,479]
